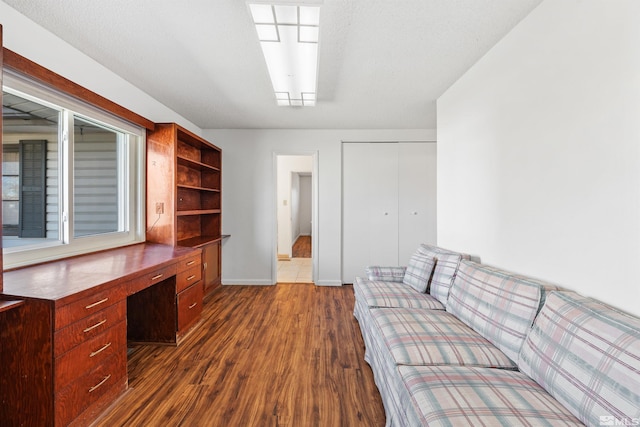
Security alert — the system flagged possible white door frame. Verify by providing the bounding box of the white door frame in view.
[272,151,319,284]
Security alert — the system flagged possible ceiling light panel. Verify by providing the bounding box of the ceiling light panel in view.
[249,3,320,107]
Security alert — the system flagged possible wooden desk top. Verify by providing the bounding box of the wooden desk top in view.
[2,243,200,305]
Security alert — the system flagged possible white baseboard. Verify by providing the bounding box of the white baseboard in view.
[314,280,343,287]
[222,280,274,286]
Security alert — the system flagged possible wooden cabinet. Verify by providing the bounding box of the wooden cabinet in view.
[177,280,204,332]
[1,279,130,427]
[175,251,204,335]
[202,240,222,294]
[0,243,200,426]
[146,123,223,294]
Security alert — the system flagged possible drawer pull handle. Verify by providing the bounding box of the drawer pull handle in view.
[89,374,112,393]
[151,274,164,281]
[187,275,196,281]
[186,260,196,266]
[189,302,198,309]
[84,319,107,333]
[90,342,112,358]
[85,298,109,309]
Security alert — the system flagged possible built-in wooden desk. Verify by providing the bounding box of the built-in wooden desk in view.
[0,243,203,426]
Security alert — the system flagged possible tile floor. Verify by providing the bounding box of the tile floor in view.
[277,258,313,283]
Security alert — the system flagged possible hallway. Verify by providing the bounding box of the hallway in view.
[278,236,312,283]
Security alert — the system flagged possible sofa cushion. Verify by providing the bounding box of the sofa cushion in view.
[403,246,436,293]
[354,278,445,310]
[370,307,517,368]
[365,266,406,282]
[430,252,464,305]
[519,291,640,426]
[447,260,554,362]
[397,365,584,427]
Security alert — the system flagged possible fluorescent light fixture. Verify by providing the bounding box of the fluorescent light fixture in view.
[249,3,320,107]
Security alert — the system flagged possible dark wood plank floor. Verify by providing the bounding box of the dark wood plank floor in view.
[292,236,311,258]
[93,284,385,427]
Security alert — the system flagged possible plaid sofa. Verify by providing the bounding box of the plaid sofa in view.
[353,247,640,427]
[353,244,469,333]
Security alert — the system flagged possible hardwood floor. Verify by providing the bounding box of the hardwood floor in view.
[292,235,311,258]
[93,284,385,427]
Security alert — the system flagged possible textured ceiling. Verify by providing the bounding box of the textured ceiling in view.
[2,0,542,129]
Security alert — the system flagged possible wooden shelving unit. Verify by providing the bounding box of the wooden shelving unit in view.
[146,123,223,294]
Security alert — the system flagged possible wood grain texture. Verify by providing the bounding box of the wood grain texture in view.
[176,281,204,333]
[127,276,178,344]
[2,48,154,131]
[93,284,385,427]
[0,299,54,426]
[2,243,198,302]
[1,244,204,426]
[293,235,312,258]
[202,241,222,295]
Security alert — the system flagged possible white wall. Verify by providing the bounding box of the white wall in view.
[276,155,312,258]
[204,129,435,286]
[437,0,640,316]
[291,172,300,246]
[0,2,200,135]
[299,175,312,236]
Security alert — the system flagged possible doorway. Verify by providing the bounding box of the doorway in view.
[274,153,317,284]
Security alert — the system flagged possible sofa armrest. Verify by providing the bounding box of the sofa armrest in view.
[365,266,406,282]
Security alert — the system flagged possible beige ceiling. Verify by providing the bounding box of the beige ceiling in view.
[3,0,542,130]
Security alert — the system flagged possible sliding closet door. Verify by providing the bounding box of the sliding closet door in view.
[342,143,399,283]
[398,142,437,262]
[342,142,436,284]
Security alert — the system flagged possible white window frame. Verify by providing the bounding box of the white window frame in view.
[2,71,146,269]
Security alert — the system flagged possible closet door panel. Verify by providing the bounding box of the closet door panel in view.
[342,142,436,284]
[367,143,399,267]
[398,143,437,263]
[342,143,374,283]
[342,143,398,283]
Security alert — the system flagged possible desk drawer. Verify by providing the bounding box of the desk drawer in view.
[177,282,203,332]
[176,265,202,293]
[55,348,127,427]
[56,286,126,330]
[56,320,126,390]
[54,300,126,356]
[128,263,177,295]
[177,252,202,273]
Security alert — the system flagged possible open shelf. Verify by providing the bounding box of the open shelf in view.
[146,123,223,295]
[177,184,221,193]
[177,186,220,212]
[177,209,221,216]
[177,163,220,191]
[177,155,221,172]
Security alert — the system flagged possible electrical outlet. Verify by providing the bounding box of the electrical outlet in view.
[155,202,164,214]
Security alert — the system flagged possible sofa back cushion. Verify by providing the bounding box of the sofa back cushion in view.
[447,260,553,362]
[415,244,470,306]
[402,245,436,293]
[519,291,640,426]
[430,252,465,305]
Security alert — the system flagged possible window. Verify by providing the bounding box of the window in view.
[2,71,145,268]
